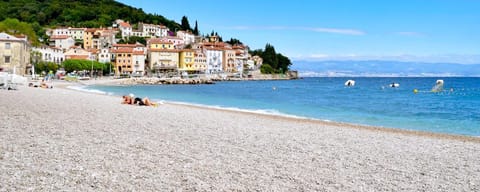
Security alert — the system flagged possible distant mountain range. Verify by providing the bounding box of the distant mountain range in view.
[291,60,480,77]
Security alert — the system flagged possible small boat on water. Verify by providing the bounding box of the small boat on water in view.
[431,79,444,92]
[389,82,400,88]
[345,80,355,87]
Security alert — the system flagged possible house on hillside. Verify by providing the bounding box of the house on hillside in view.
[32,46,65,64]
[49,35,74,51]
[64,46,91,60]
[112,43,146,76]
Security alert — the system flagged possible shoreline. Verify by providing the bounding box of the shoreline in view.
[68,78,480,142]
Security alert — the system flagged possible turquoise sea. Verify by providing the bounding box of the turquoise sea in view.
[82,77,480,136]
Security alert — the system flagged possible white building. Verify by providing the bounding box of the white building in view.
[49,35,74,51]
[205,47,223,74]
[98,48,112,63]
[162,36,184,49]
[32,46,65,64]
[132,51,146,76]
[118,22,132,39]
[70,28,85,40]
[48,27,85,40]
[176,30,195,45]
[139,23,168,38]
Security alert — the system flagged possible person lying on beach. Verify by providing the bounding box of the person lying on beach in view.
[28,81,53,89]
[122,95,157,107]
[121,95,133,104]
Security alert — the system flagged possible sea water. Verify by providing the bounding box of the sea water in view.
[85,77,480,136]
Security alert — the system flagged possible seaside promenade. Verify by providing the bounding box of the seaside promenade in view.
[0,80,479,191]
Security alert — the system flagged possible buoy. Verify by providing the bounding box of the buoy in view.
[413,89,418,94]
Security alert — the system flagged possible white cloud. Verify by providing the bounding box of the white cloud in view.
[395,31,425,37]
[225,25,365,35]
[307,27,365,35]
[292,54,480,64]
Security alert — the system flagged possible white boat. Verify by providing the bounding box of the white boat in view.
[345,80,355,87]
[389,83,400,88]
[432,79,444,92]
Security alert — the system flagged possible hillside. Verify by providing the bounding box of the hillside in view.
[0,0,181,37]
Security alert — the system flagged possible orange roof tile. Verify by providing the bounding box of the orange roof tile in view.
[113,43,142,48]
[149,38,172,44]
[149,49,180,53]
[66,55,89,60]
[119,22,131,28]
[50,35,69,39]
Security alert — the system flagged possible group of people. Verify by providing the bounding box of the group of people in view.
[28,80,53,89]
[122,95,158,107]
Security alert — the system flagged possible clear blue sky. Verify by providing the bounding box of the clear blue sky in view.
[117,0,480,64]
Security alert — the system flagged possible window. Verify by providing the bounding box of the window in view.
[5,43,11,49]
[5,56,11,63]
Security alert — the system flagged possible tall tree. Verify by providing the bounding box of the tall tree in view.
[193,20,199,35]
[262,43,278,69]
[277,53,292,73]
[181,15,191,31]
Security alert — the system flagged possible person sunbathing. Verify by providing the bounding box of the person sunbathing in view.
[133,97,157,106]
[122,95,157,107]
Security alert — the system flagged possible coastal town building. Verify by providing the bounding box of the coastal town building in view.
[83,28,96,49]
[98,48,112,63]
[49,35,75,51]
[138,23,168,38]
[69,28,86,40]
[47,27,85,40]
[176,30,195,45]
[162,36,185,49]
[112,43,146,76]
[193,51,207,73]
[64,46,91,60]
[233,45,249,73]
[118,21,132,39]
[179,49,195,73]
[32,46,65,64]
[0,33,30,75]
[222,48,236,73]
[205,47,223,74]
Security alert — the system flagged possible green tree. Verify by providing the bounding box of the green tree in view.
[262,43,278,69]
[126,36,146,45]
[277,53,292,73]
[260,64,274,74]
[226,38,242,45]
[193,20,199,35]
[181,16,192,31]
[35,61,58,74]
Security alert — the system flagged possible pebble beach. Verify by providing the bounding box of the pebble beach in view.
[1,82,479,191]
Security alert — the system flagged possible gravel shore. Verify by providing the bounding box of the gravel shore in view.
[1,84,479,191]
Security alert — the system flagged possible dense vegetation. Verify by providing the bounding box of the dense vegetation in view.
[63,59,113,75]
[251,44,292,74]
[0,0,182,41]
